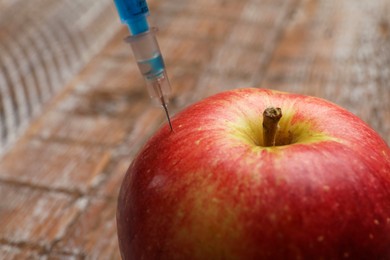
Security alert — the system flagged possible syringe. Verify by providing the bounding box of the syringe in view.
[113,0,173,131]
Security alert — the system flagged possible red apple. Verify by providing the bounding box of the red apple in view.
[117,88,390,259]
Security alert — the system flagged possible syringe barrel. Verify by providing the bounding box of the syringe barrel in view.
[144,71,171,106]
[125,28,171,105]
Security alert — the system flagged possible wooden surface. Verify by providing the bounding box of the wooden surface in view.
[0,0,119,153]
[1,0,389,258]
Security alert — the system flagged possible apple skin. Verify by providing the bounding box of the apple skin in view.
[117,88,390,260]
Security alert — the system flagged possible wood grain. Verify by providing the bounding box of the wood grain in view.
[0,183,84,248]
[0,0,120,154]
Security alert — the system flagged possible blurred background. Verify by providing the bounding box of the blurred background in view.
[0,0,389,258]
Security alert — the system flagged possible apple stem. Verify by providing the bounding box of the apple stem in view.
[263,107,282,147]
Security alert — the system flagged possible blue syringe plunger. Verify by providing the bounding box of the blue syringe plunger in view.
[113,0,150,35]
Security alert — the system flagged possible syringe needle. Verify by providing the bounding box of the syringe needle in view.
[161,97,173,132]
